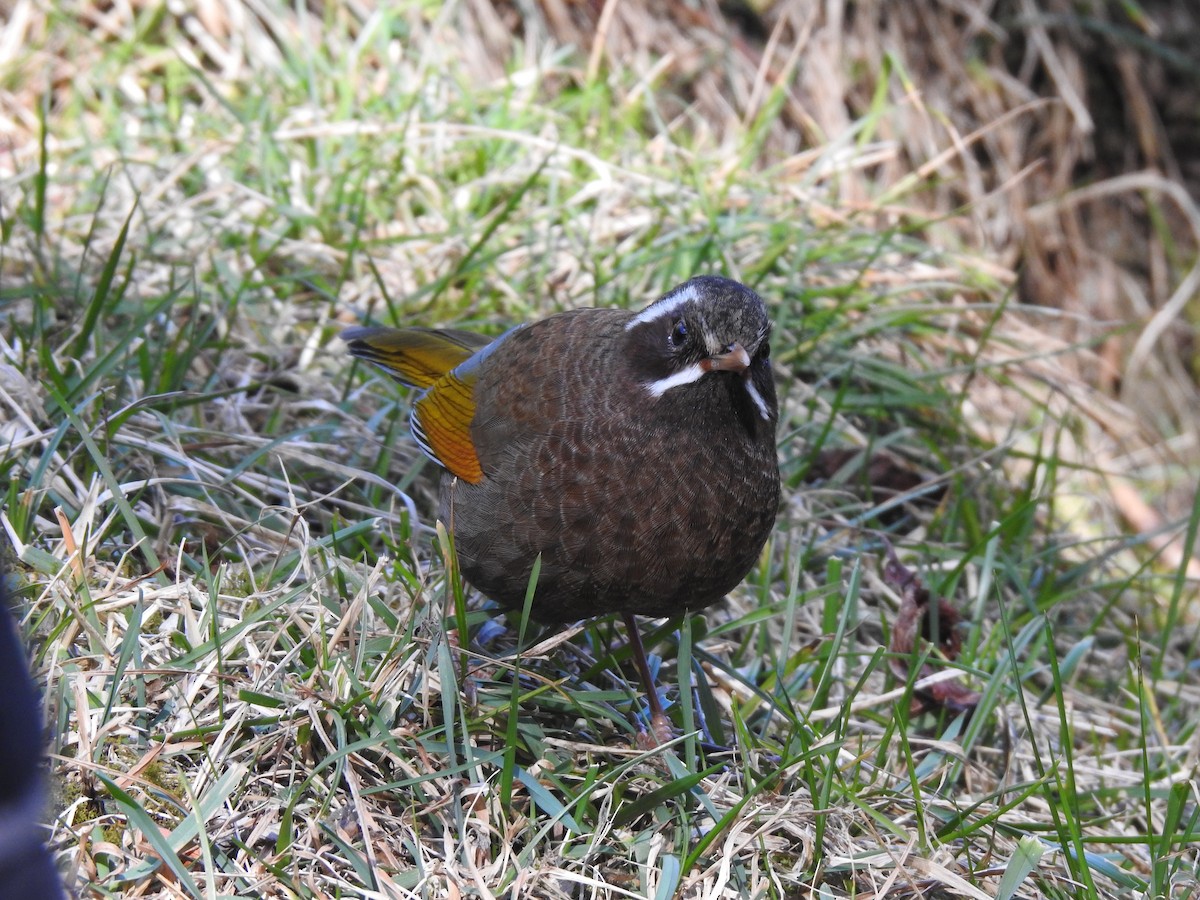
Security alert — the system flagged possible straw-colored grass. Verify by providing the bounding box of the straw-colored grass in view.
[2,2,1197,897]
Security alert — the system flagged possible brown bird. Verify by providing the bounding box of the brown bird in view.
[344,275,779,738]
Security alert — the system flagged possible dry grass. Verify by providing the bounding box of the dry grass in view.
[2,1,1198,898]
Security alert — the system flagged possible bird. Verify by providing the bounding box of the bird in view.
[344,275,780,739]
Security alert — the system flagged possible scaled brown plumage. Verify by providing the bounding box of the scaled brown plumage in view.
[345,275,780,737]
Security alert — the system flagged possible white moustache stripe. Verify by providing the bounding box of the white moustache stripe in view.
[625,283,699,330]
[744,379,771,420]
[642,362,707,397]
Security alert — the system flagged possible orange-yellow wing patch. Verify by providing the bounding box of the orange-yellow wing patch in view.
[412,369,483,483]
[343,326,490,389]
[344,322,511,484]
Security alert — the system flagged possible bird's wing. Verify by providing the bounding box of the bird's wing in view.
[343,326,491,389]
[412,364,485,483]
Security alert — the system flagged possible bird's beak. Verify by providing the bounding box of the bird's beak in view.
[703,342,751,374]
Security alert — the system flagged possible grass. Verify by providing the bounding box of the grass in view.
[2,2,1198,898]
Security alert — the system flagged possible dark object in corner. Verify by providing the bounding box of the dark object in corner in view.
[0,573,66,900]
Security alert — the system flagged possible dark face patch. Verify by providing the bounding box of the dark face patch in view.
[623,276,775,417]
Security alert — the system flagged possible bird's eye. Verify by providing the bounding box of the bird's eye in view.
[759,340,771,360]
[669,319,688,347]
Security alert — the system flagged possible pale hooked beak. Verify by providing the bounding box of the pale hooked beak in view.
[702,342,751,374]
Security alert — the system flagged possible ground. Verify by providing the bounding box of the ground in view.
[1,2,1197,898]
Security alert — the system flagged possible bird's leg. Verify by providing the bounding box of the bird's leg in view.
[623,613,674,744]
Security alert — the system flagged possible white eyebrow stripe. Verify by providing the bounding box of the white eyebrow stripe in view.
[743,379,772,420]
[641,362,707,397]
[625,283,699,330]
